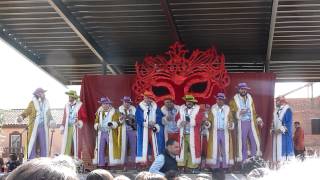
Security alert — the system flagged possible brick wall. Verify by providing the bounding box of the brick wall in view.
[287,98,320,152]
[0,126,64,159]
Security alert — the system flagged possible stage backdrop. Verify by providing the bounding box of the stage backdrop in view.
[79,73,275,161]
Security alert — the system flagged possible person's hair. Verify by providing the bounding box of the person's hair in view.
[196,173,211,180]
[166,139,177,147]
[212,168,225,180]
[247,168,269,179]
[135,171,167,180]
[165,170,180,180]
[294,121,300,125]
[86,169,113,180]
[6,155,78,180]
[0,174,8,180]
[9,153,17,161]
[174,175,192,180]
[114,175,130,180]
[241,156,267,175]
[0,158,4,165]
[18,153,24,159]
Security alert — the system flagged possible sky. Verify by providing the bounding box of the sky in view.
[0,38,319,110]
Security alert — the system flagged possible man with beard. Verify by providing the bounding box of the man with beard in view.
[149,139,180,176]
[271,96,294,163]
[229,83,263,162]
[136,91,164,165]
[17,88,56,160]
[118,96,137,168]
[206,93,234,169]
[176,95,204,173]
[93,97,121,167]
[60,90,86,159]
[161,96,180,142]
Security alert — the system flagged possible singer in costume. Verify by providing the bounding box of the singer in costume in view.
[206,93,234,169]
[17,88,56,160]
[118,96,137,167]
[229,83,263,162]
[60,90,87,159]
[176,95,203,173]
[135,91,164,164]
[93,97,121,167]
[161,96,180,142]
[271,96,294,162]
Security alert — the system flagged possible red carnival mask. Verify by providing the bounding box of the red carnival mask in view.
[132,42,230,104]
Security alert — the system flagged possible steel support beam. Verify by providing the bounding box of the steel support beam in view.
[266,0,279,72]
[48,0,120,74]
[102,61,107,75]
[160,0,181,42]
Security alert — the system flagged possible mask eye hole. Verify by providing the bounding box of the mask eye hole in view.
[152,86,170,97]
[188,81,208,93]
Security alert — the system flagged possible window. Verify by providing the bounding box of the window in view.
[311,119,320,135]
[9,131,21,154]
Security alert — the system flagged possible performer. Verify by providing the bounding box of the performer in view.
[271,96,294,162]
[161,96,180,142]
[176,95,203,173]
[135,91,164,164]
[118,96,137,167]
[206,93,234,169]
[93,97,121,167]
[229,83,263,162]
[17,88,56,160]
[60,90,86,159]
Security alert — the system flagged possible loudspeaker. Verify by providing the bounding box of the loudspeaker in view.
[311,119,320,134]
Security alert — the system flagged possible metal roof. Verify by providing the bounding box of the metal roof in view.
[1,0,320,85]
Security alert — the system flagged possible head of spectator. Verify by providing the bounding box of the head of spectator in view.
[196,173,211,180]
[6,153,20,173]
[211,168,225,180]
[86,169,113,180]
[6,155,78,180]
[165,170,180,180]
[9,153,17,161]
[114,175,131,180]
[135,171,167,180]
[294,121,301,129]
[0,174,8,180]
[166,139,180,156]
[18,153,24,164]
[174,175,192,180]
[0,157,4,167]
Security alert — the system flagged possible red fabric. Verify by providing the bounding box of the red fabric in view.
[80,73,275,160]
[201,136,208,157]
[79,75,135,158]
[167,133,180,142]
[194,108,205,158]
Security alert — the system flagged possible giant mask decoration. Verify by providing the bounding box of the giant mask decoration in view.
[132,42,230,104]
